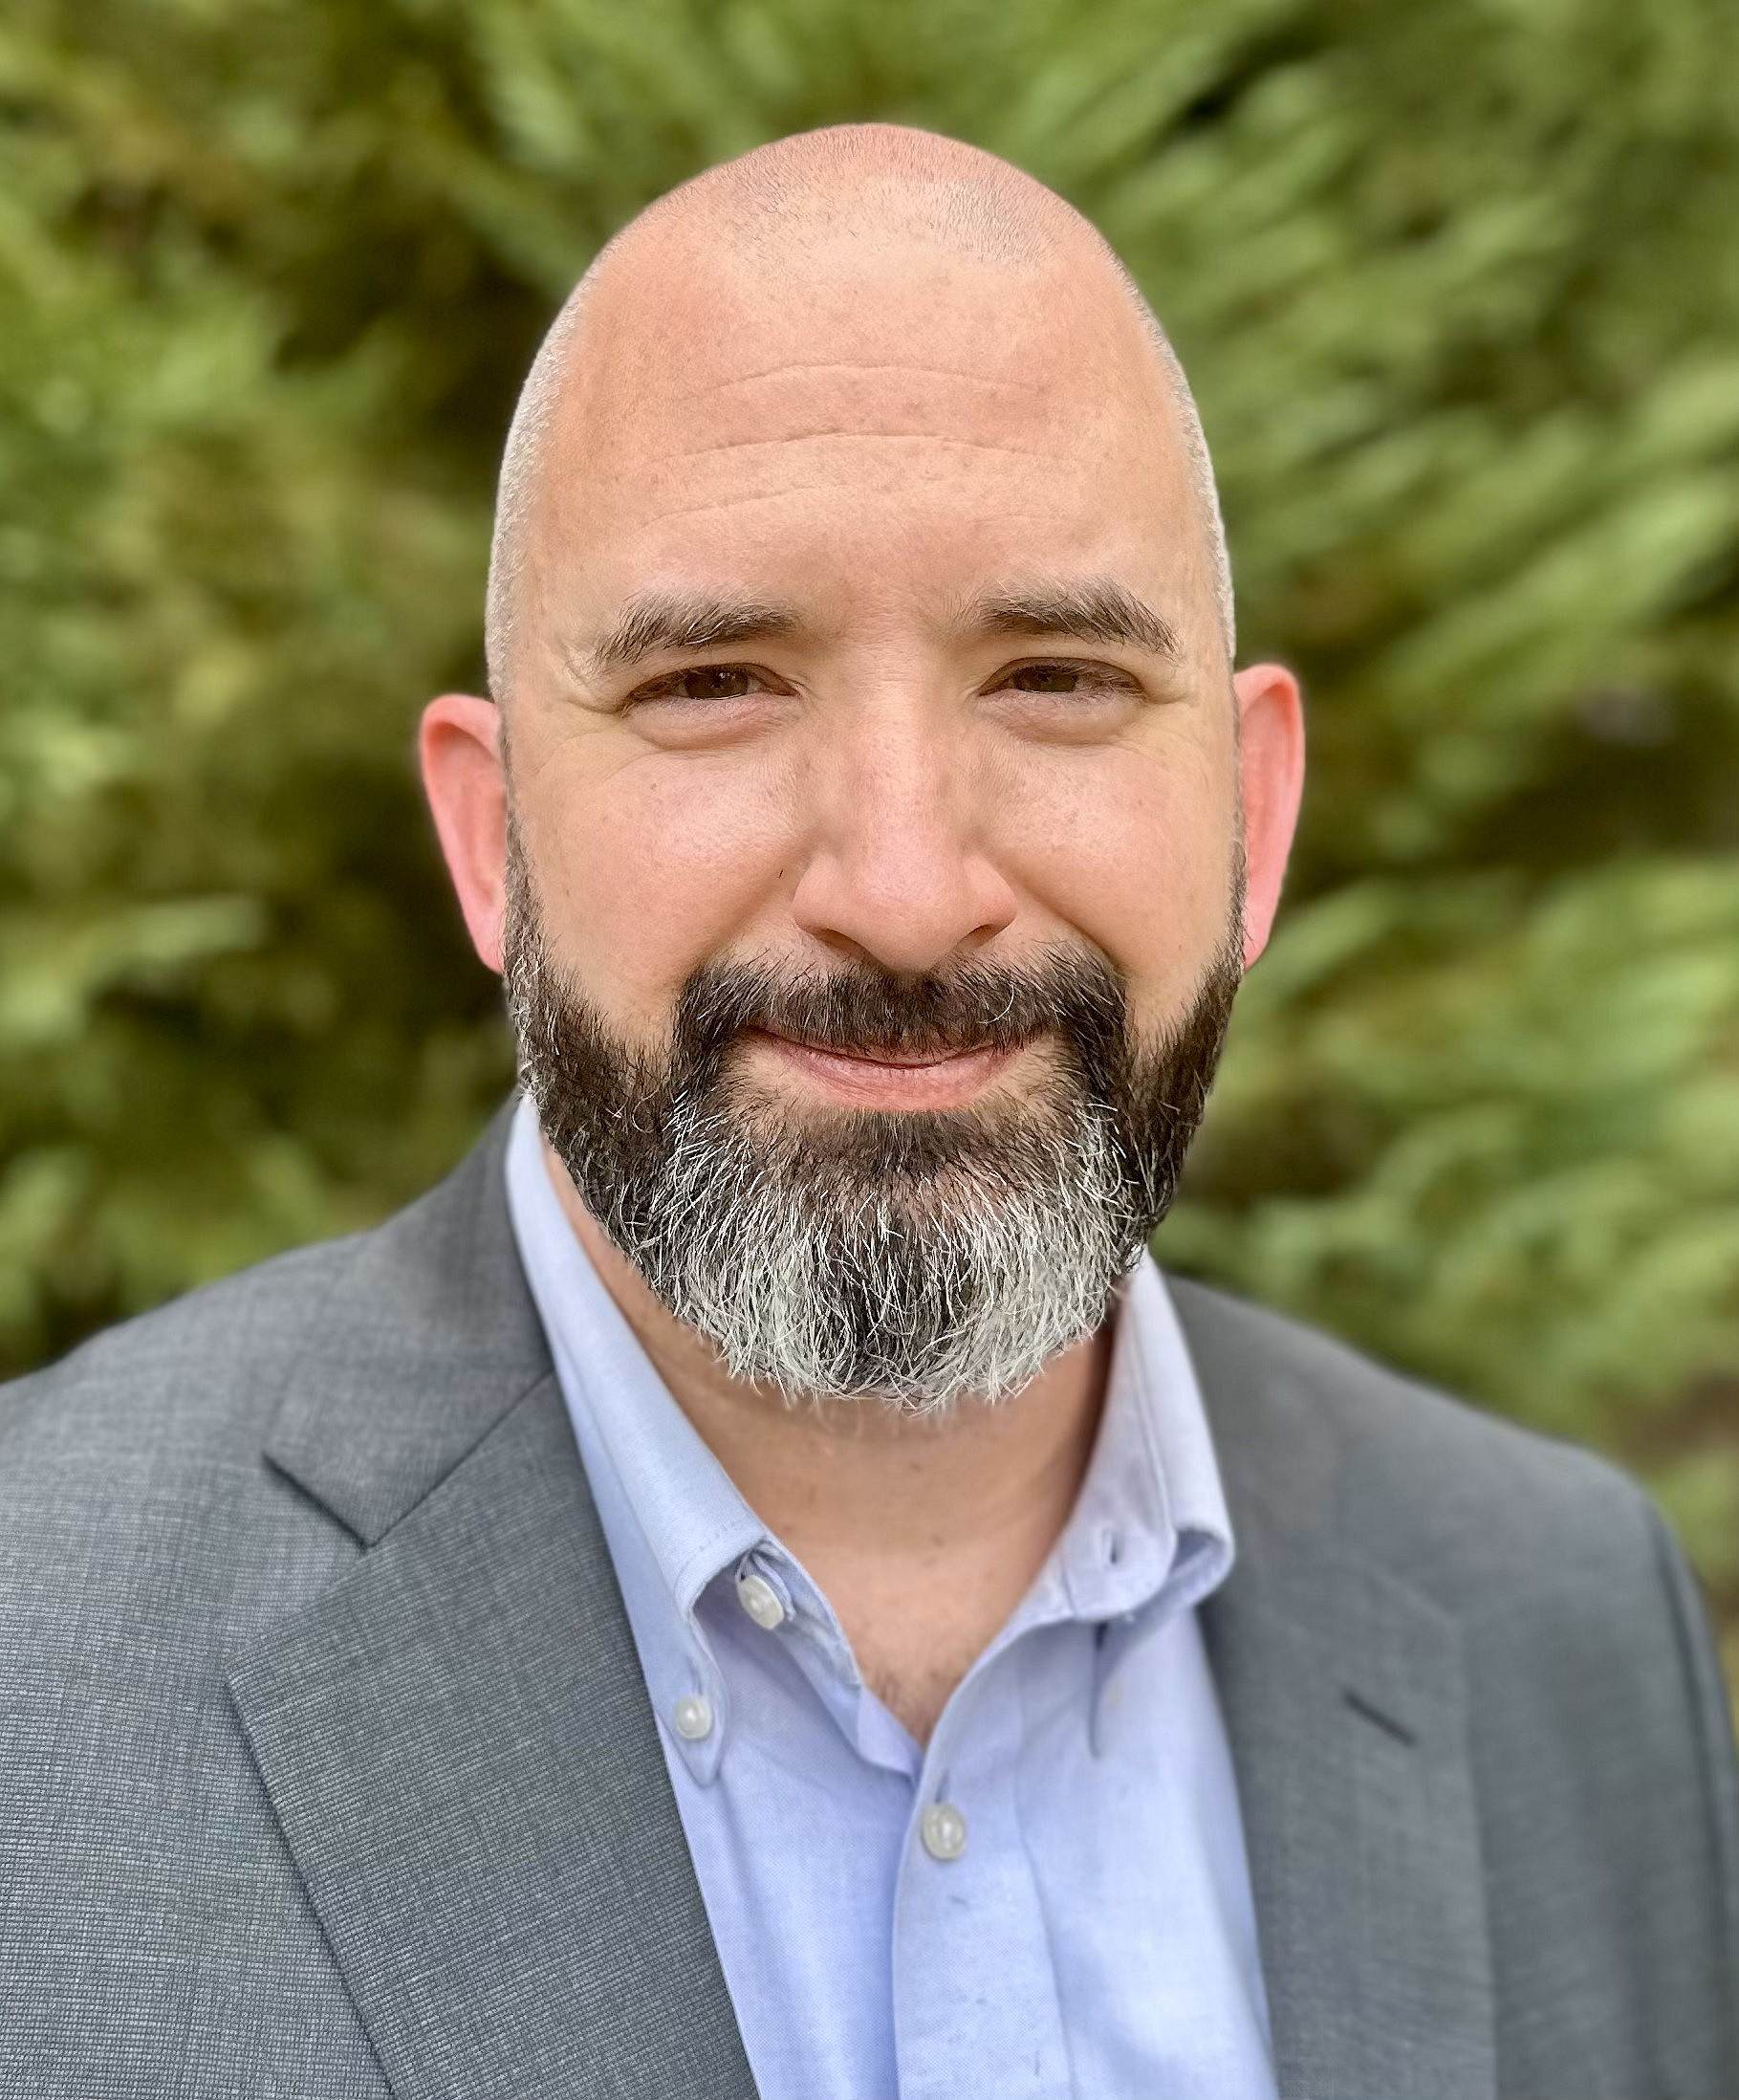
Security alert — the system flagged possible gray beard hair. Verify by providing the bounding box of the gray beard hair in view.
[627,1078,1140,1415]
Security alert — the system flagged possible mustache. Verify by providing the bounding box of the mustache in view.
[671,949,1131,1075]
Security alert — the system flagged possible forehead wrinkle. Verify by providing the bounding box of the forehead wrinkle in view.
[661,429,1044,464]
[610,349,1069,464]
[623,469,1075,527]
[674,359,1049,402]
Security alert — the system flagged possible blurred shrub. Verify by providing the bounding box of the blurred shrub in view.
[2,0,1736,1661]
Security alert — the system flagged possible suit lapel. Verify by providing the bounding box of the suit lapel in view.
[228,1111,757,2100]
[1176,1280,1497,2100]
[1203,1508,1496,2100]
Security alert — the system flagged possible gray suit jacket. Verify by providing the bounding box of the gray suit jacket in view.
[2,1110,1735,2099]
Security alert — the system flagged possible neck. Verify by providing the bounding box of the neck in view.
[541,1136,1112,1740]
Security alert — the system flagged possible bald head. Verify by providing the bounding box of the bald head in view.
[485,124,1233,702]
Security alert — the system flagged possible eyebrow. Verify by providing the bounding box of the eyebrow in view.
[580,592,801,677]
[966,580,1185,666]
[574,576,1185,683]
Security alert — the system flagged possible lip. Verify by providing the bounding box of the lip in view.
[745,1028,1022,1110]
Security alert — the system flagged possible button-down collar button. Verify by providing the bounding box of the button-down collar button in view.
[673,1695,714,1741]
[736,1568,787,1631]
[921,1802,968,1862]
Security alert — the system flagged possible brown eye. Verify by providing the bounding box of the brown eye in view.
[669,665,754,700]
[1008,664,1085,693]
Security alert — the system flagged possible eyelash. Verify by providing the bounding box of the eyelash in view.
[992,659,1144,697]
[626,665,775,706]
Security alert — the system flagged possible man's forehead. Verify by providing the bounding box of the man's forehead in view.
[560,225,1157,467]
[525,239,1193,602]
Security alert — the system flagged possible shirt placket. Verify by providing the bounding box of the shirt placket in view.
[890,1640,1074,2100]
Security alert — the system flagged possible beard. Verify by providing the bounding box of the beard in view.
[504,827,1245,1413]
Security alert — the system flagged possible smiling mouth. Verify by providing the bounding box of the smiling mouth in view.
[756,1028,996,1067]
[744,1027,1028,1108]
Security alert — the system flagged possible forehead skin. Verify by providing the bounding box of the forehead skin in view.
[511,130,1225,691]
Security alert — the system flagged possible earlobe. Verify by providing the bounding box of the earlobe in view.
[1230,662,1306,969]
[419,693,511,974]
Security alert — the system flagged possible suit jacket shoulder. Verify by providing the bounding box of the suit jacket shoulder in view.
[0,1124,566,2097]
[1169,1270,1739,2098]
[1165,1266,1673,1600]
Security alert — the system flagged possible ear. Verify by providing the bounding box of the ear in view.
[1230,661,1306,969]
[420,693,509,973]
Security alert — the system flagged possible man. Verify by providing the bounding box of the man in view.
[1,123,1733,2100]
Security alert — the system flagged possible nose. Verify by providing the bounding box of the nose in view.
[789,703,1019,975]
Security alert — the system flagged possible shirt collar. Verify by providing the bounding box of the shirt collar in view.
[503,1091,1235,1774]
[1053,1255,1234,1625]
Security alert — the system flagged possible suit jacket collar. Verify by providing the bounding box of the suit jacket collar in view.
[237,1109,1494,2099]
[260,1103,552,1546]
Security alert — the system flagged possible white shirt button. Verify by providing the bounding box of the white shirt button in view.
[672,1695,713,1741]
[735,1569,787,1631]
[921,1802,968,1862]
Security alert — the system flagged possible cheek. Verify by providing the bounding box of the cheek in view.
[529,750,798,1029]
[992,737,1235,987]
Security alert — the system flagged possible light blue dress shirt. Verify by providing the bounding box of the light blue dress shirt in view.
[505,1094,1275,2100]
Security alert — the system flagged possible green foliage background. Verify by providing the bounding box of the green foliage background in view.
[4,0,1737,1677]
